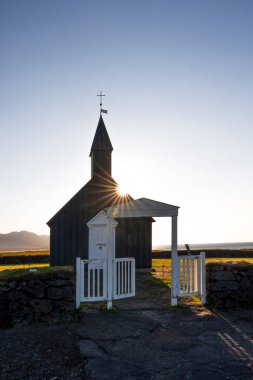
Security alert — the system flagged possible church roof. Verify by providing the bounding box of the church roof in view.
[89,115,113,156]
[106,197,180,218]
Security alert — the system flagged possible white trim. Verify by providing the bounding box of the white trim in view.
[106,197,179,218]
[171,216,178,305]
[87,210,118,227]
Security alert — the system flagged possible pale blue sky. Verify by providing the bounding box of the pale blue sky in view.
[1,0,252,244]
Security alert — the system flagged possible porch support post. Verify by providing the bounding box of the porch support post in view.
[106,216,117,310]
[200,252,206,304]
[171,215,178,306]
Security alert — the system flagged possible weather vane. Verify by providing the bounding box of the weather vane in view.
[97,91,108,114]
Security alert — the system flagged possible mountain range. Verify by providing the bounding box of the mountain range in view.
[0,231,49,250]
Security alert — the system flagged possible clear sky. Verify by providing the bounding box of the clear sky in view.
[1,0,253,245]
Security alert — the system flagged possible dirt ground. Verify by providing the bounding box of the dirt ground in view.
[1,271,253,380]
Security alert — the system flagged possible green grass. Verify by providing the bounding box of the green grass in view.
[0,250,49,257]
[0,250,50,272]
[152,257,253,269]
[205,257,253,263]
[1,253,253,282]
[0,265,72,280]
[0,263,49,271]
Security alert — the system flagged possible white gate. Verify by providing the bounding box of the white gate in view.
[76,257,136,308]
[114,258,135,299]
[177,252,206,303]
[76,259,107,304]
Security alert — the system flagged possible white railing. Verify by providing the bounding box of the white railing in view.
[76,258,107,307]
[178,252,206,303]
[114,258,135,299]
[76,257,136,308]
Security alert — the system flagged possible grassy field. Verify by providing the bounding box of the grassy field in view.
[1,256,253,275]
[0,250,49,257]
[0,263,49,271]
[0,251,50,271]
[153,257,253,268]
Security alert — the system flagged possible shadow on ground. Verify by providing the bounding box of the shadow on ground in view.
[1,271,253,379]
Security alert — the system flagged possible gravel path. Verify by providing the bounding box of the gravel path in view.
[0,324,85,380]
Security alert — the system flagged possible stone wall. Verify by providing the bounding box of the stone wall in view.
[206,262,253,309]
[0,267,76,327]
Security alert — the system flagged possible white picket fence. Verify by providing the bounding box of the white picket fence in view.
[76,253,205,308]
[76,257,135,308]
[78,259,107,302]
[114,258,135,299]
[178,252,206,303]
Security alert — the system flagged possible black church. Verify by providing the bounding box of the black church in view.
[47,116,153,268]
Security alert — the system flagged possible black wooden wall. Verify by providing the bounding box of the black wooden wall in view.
[48,176,153,269]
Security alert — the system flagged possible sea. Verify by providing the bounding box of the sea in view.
[153,242,253,251]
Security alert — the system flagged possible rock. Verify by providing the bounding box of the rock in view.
[214,291,228,299]
[46,280,70,287]
[9,291,30,310]
[16,280,27,290]
[9,281,17,289]
[148,327,195,351]
[209,296,224,309]
[0,269,75,326]
[12,306,33,327]
[56,271,74,280]
[41,311,61,324]
[54,299,75,311]
[206,264,224,271]
[47,286,73,299]
[247,270,253,280]
[208,281,239,291]
[183,344,222,365]
[85,357,146,379]
[240,277,253,290]
[207,263,253,308]
[0,282,10,293]
[197,331,221,346]
[25,278,46,298]
[0,296,12,327]
[77,340,105,358]
[78,312,158,340]
[225,298,239,309]
[209,271,235,281]
[30,299,53,314]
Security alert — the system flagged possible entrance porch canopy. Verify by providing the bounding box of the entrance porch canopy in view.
[106,197,180,305]
[106,197,179,218]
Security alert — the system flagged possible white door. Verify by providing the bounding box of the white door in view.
[89,226,107,261]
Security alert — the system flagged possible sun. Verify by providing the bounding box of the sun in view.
[117,184,128,196]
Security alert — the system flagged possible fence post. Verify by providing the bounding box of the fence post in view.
[171,215,178,306]
[106,216,114,310]
[107,258,113,310]
[200,252,206,304]
[197,255,201,297]
[76,257,81,309]
[132,259,136,296]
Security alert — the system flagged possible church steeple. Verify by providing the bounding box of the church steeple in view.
[90,115,113,179]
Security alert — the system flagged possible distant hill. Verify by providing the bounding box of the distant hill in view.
[0,231,49,250]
